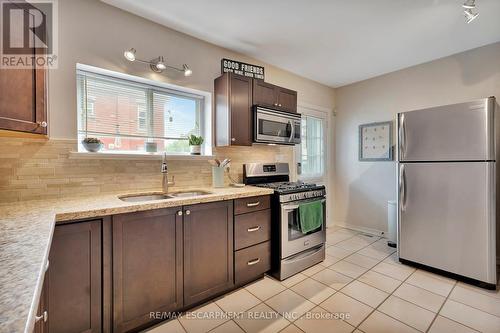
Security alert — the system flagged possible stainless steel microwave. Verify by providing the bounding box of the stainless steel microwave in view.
[254,106,301,145]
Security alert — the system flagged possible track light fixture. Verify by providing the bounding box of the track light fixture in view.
[462,0,479,23]
[123,49,193,76]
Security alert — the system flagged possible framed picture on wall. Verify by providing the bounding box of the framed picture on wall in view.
[359,121,393,161]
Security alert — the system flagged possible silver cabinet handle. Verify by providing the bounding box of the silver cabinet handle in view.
[247,226,260,232]
[35,311,48,323]
[231,138,236,142]
[185,210,191,215]
[246,201,260,207]
[37,121,48,128]
[177,211,183,216]
[278,104,282,107]
[247,258,260,266]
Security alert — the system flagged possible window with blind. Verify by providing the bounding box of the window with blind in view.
[77,70,204,154]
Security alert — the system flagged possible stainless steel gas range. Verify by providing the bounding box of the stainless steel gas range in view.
[244,162,326,280]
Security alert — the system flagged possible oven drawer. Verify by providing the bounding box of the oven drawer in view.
[235,241,271,285]
[234,195,270,215]
[235,209,271,250]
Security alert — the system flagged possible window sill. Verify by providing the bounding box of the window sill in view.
[69,151,215,161]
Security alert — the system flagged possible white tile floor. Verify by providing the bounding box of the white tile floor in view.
[146,227,500,333]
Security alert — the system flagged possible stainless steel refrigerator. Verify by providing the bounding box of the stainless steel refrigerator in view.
[397,96,498,289]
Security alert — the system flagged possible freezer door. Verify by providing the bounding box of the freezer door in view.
[398,162,496,284]
[398,97,496,161]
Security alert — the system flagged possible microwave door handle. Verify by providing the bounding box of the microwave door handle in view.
[288,120,295,143]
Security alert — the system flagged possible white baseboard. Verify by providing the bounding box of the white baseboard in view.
[331,221,385,238]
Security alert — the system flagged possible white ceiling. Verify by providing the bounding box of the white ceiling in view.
[102,0,500,88]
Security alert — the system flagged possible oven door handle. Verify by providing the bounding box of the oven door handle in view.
[283,198,326,211]
[283,204,299,211]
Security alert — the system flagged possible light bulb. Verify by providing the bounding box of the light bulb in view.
[123,48,136,61]
[183,64,192,77]
[462,0,475,9]
[156,57,167,70]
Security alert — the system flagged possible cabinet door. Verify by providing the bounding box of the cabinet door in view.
[113,208,183,333]
[253,79,277,108]
[48,220,102,333]
[183,201,234,306]
[0,2,47,134]
[33,272,48,333]
[230,74,253,146]
[277,87,297,113]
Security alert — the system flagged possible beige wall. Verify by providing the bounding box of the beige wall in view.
[334,42,500,233]
[49,0,335,139]
[1,0,336,203]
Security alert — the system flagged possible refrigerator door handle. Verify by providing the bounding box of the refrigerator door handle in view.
[399,164,407,211]
[399,113,406,160]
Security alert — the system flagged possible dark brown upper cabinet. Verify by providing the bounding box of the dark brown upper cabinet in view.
[276,86,298,113]
[252,80,276,108]
[48,220,102,333]
[215,72,253,146]
[253,80,297,113]
[183,201,234,306]
[0,1,47,135]
[112,208,183,333]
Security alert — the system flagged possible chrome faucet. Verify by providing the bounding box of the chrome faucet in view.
[161,152,175,194]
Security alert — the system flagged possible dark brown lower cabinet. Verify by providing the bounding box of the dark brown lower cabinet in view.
[183,201,234,306]
[47,220,102,333]
[112,208,183,333]
[33,273,48,333]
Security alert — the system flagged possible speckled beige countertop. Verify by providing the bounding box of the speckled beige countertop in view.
[0,185,273,333]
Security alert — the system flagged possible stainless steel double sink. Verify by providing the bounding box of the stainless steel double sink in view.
[119,190,212,202]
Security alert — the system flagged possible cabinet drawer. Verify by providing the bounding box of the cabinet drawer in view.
[234,195,270,215]
[235,209,271,250]
[235,241,271,285]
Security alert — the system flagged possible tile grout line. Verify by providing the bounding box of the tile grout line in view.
[158,228,493,333]
[353,257,420,332]
[430,280,487,333]
[424,280,458,333]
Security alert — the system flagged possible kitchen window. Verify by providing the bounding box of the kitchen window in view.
[298,112,326,181]
[77,67,207,155]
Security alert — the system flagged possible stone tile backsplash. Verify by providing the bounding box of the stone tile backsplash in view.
[0,138,293,202]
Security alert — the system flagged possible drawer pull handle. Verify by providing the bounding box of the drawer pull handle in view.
[35,311,48,323]
[247,226,260,232]
[247,258,260,266]
[246,201,260,207]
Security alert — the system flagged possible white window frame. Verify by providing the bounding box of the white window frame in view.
[76,63,213,157]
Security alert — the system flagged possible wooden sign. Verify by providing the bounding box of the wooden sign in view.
[221,58,264,80]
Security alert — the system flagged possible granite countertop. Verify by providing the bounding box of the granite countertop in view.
[0,185,273,333]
